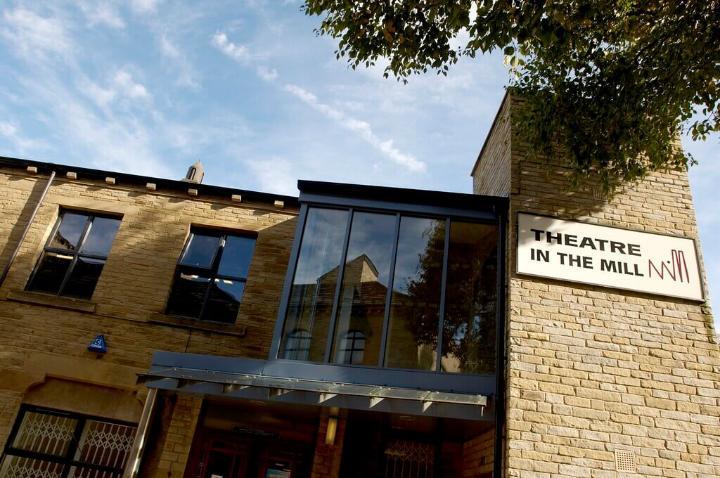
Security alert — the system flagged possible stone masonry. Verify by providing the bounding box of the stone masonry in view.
[0,162,298,474]
[473,94,720,477]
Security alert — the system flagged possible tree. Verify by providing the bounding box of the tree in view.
[303,1,719,190]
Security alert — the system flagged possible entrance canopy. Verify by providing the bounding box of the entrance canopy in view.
[141,352,492,421]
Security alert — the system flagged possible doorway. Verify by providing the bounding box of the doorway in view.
[185,400,318,478]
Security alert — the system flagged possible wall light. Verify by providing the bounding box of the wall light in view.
[325,407,339,445]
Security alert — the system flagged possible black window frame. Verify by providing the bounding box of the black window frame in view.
[271,190,507,376]
[25,209,122,299]
[0,404,137,478]
[165,227,256,323]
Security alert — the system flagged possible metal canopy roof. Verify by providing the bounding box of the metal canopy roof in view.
[141,352,492,421]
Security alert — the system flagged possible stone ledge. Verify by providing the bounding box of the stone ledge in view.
[5,290,97,313]
[148,313,247,337]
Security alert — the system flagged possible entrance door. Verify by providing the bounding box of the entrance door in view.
[186,431,311,478]
[187,436,250,478]
[201,446,248,478]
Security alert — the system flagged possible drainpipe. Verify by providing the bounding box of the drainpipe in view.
[0,170,56,287]
[123,388,158,478]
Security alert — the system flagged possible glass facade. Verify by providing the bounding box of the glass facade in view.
[278,206,499,374]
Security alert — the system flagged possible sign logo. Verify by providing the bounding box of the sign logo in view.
[517,213,704,301]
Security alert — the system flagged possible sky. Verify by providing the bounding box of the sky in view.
[0,1,717,329]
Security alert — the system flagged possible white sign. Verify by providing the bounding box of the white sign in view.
[517,213,704,301]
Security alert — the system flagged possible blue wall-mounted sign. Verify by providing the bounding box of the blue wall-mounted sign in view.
[88,334,107,354]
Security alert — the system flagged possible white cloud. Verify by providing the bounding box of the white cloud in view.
[131,0,162,14]
[113,70,150,100]
[157,34,200,88]
[82,69,151,107]
[245,157,298,195]
[0,121,46,154]
[283,83,426,173]
[256,65,278,82]
[77,2,125,29]
[212,32,249,62]
[0,8,71,60]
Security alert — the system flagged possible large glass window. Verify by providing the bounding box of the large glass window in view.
[330,212,396,366]
[26,210,121,299]
[278,206,499,374]
[281,208,349,361]
[0,405,137,477]
[384,217,445,371]
[166,229,255,323]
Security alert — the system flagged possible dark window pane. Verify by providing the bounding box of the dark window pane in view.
[385,217,445,371]
[62,257,105,299]
[442,222,498,374]
[80,217,121,257]
[202,278,245,323]
[27,251,73,294]
[217,235,256,278]
[179,233,221,268]
[331,212,395,366]
[166,271,211,318]
[49,212,87,251]
[280,208,349,362]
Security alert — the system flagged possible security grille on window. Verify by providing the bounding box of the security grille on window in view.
[166,228,256,323]
[26,210,121,299]
[0,405,137,478]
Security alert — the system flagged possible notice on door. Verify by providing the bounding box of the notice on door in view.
[517,213,704,301]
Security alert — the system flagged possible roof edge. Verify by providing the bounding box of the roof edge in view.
[0,155,299,208]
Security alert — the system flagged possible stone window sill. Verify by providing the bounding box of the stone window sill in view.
[148,313,247,337]
[5,290,97,313]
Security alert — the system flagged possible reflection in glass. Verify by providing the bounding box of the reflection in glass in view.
[284,329,312,360]
[385,217,445,370]
[338,330,366,364]
[80,217,121,256]
[27,212,121,299]
[62,257,105,299]
[218,236,256,278]
[166,272,211,319]
[442,222,498,374]
[26,252,73,294]
[180,233,221,268]
[204,279,245,323]
[330,212,395,365]
[281,208,349,362]
[49,212,87,251]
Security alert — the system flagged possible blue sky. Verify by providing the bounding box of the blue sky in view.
[0,1,717,329]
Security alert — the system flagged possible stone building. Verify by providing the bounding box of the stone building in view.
[0,94,717,478]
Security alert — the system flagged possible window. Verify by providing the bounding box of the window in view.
[278,206,498,374]
[338,330,366,365]
[166,229,256,323]
[26,210,121,299]
[0,405,137,478]
[283,329,312,360]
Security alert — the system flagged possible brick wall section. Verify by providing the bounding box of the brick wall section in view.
[462,428,495,477]
[0,168,297,452]
[0,390,22,448]
[310,411,347,478]
[474,95,720,477]
[471,94,512,198]
[154,395,203,478]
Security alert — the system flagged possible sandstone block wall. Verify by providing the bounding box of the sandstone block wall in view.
[0,166,297,451]
[474,95,720,477]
